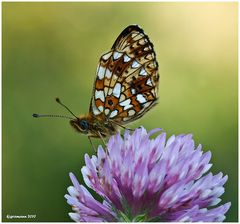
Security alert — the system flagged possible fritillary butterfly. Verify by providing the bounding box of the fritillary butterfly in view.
[34,25,160,144]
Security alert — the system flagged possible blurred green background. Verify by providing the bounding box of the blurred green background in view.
[2,2,237,222]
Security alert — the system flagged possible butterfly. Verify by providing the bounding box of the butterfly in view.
[33,25,159,146]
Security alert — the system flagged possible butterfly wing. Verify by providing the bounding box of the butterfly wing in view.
[90,25,159,124]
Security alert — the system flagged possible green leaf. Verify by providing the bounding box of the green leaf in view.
[132,213,147,222]
[118,211,131,222]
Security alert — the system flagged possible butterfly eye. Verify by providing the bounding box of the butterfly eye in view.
[79,120,89,131]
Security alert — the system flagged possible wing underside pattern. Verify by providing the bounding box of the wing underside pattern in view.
[90,25,159,124]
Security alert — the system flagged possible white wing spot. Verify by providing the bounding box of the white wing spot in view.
[120,94,126,102]
[104,87,108,96]
[131,88,136,95]
[109,110,118,118]
[113,52,122,60]
[128,110,136,116]
[144,47,149,51]
[132,60,141,68]
[98,106,103,112]
[106,69,112,79]
[140,68,147,76]
[123,55,131,62]
[97,66,105,80]
[95,90,105,102]
[120,99,133,110]
[102,52,112,60]
[139,39,145,45]
[124,104,132,110]
[104,108,110,115]
[146,54,153,60]
[136,94,147,103]
[119,99,130,106]
[113,83,121,98]
[146,78,153,86]
[92,103,101,115]
[108,88,113,95]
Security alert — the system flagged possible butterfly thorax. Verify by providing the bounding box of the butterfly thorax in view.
[70,114,118,138]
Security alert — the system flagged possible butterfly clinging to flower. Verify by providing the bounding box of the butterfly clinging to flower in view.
[33,25,160,144]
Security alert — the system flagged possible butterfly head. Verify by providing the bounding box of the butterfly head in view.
[70,117,90,134]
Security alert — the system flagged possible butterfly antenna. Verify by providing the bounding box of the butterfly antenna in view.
[55,97,78,119]
[32,113,73,120]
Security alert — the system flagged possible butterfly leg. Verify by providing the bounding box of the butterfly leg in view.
[88,136,97,152]
[110,120,134,132]
[97,131,107,147]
